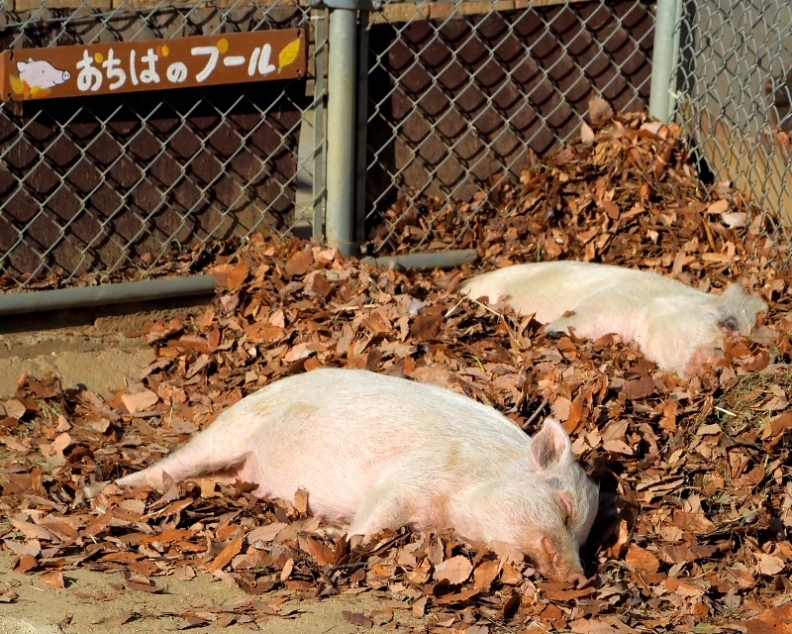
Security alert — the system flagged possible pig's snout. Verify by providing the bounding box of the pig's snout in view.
[533,535,588,587]
[566,571,589,589]
[541,556,588,587]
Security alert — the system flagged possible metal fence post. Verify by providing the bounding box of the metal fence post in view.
[316,0,380,256]
[650,0,683,122]
[324,6,358,256]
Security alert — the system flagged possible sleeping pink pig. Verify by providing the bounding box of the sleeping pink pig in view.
[460,261,767,376]
[117,368,598,585]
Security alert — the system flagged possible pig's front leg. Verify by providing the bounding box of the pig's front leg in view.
[347,481,421,541]
[545,293,627,342]
[545,311,590,339]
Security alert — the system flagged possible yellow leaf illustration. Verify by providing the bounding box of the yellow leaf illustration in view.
[30,86,51,98]
[9,75,25,95]
[278,36,301,74]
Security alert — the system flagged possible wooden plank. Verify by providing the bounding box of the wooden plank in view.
[7,0,595,18]
[688,103,792,225]
[0,28,307,101]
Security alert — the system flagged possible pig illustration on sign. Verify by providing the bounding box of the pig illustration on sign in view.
[117,368,599,585]
[460,261,768,376]
[11,59,71,98]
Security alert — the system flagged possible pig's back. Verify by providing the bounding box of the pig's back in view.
[224,369,532,514]
[461,262,696,321]
[233,368,528,447]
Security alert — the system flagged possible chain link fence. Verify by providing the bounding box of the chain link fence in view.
[671,0,792,234]
[0,0,324,288]
[0,0,657,289]
[363,0,654,253]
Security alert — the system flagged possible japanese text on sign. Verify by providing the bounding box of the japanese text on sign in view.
[0,29,307,101]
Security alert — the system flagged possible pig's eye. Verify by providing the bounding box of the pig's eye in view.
[719,316,739,331]
[559,492,575,526]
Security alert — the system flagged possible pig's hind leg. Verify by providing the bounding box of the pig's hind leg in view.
[117,441,253,491]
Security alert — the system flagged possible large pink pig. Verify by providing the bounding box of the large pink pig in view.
[460,261,767,376]
[117,368,598,585]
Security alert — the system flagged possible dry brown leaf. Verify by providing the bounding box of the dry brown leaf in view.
[581,122,595,145]
[0,590,19,603]
[280,557,294,582]
[706,199,729,214]
[588,95,614,124]
[248,523,288,546]
[665,577,704,597]
[770,411,792,436]
[745,603,792,634]
[473,559,501,592]
[208,536,244,573]
[433,555,473,585]
[755,552,785,576]
[625,545,660,574]
[500,563,523,585]
[47,432,72,461]
[40,570,66,588]
[285,249,314,277]
[570,619,621,634]
[342,611,374,628]
[101,611,140,627]
[303,536,335,566]
[11,519,60,542]
[120,389,159,414]
[294,488,310,514]
[0,399,26,419]
[212,261,250,290]
[623,376,655,400]
[412,595,428,618]
[672,511,716,535]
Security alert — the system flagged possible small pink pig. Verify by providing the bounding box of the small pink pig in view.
[117,368,598,585]
[460,261,767,376]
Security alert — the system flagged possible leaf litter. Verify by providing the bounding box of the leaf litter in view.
[2,106,792,632]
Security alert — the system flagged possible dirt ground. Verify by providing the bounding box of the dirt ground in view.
[0,301,421,633]
[0,303,175,399]
[0,551,419,634]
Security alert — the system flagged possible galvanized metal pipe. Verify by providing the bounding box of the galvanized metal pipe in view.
[0,275,216,316]
[649,0,683,122]
[360,249,478,271]
[325,7,357,255]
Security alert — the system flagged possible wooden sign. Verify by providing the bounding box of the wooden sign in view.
[0,29,307,102]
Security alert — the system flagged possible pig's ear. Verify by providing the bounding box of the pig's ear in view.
[17,61,27,70]
[530,417,573,470]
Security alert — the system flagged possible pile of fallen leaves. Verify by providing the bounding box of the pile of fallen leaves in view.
[368,104,787,277]
[2,106,792,632]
